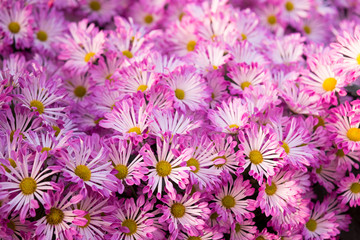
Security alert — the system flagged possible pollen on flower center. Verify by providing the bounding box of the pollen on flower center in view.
[336,149,345,157]
[249,150,263,164]
[221,195,236,209]
[256,237,265,240]
[228,124,240,130]
[346,128,360,141]
[122,219,137,235]
[241,81,251,90]
[114,164,128,179]
[79,213,91,228]
[128,126,141,135]
[306,219,317,232]
[235,223,241,232]
[322,77,337,91]
[350,182,360,193]
[52,126,61,137]
[19,177,37,195]
[8,22,21,34]
[282,141,290,154]
[89,1,101,11]
[210,212,219,220]
[84,52,96,62]
[175,89,185,100]
[37,31,48,42]
[156,160,172,177]
[7,220,16,231]
[144,15,154,24]
[188,237,201,240]
[187,158,200,173]
[137,85,148,92]
[74,86,87,98]
[285,1,294,11]
[265,183,277,195]
[313,116,325,131]
[30,100,45,114]
[75,165,91,181]
[212,155,227,168]
[122,50,133,59]
[41,147,51,153]
[171,202,186,218]
[267,15,277,25]
[187,40,196,51]
[241,33,247,40]
[46,208,64,225]
[316,165,322,174]
[303,25,311,35]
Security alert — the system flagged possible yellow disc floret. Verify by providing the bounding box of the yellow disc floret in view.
[137,85,148,92]
[46,208,64,225]
[122,219,137,235]
[84,52,96,62]
[249,150,263,164]
[187,40,196,51]
[74,86,87,98]
[37,31,48,42]
[265,183,277,196]
[347,128,360,142]
[8,22,20,34]
[128,126,142,135]
[171,202,186,218]
[285,1,294,11]
[114,164,128,180]
[122,50,133,59]
[89,1,101,11]
[350,182,360,193]
[30,100,45,114]
[306,219,317,232]
[241,81,251,90]
[322,77,337,91]
[187,158,200,173]
[144,15,154,24]
[282,141,290,154]
[221,195,236,209]
[156,160,172,177]
[19,177,37,195]
[75,165,91,181]
[175,89,185,100]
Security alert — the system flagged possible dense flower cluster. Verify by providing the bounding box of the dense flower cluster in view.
[1,0,360,239]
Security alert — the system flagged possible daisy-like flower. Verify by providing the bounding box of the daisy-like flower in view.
[234,8,263,46]
[59,21,105,75]
[89,51,123,85]
[301,201,339,240]
[60,136,116,197]
[149,108,202,138]
[212,176,255,223]
[64,74,94,103]
[228,41,267,66]
[300,13,329,44]
[17,72,67,125]
[206,71,229,108]
[72,192,111,240]
[100,97,152,140]
[338,173,360,207]
[107,137,147,194]
[0,149,60,222]
[0,79,12,109]
[281,0,311,24]
[256,3,284,32]
[191,43,230,72]
[238,123,283,183]
[208,98,249,134]
[227,63,270,94]
[165,66,210,111]
[81,0,118,25]
[256,169,301,217]
[0,2,33,48]
[141,135,192,199]
[178,228,223,240]
[0,214,33,240]
[324,194,351,232]
[330,146,360,171]
[90,84,123,115]
[158,187,210,238]
[327,100,360,151]
[128,0,164,29]
[311,159,345,192]
[229,218,257,240]
[32,7,66,55]
[35,190,85,240]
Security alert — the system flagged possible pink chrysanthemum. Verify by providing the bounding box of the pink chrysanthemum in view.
[338,173,360,207]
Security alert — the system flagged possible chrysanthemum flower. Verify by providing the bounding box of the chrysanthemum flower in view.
[0,53,27,88]
[238,123,283,183]
[338,173,360,207]
[90,84,123,115]
[191,43,230,72]
[107,137,147,194]
[0,150,60,222]
[212,176,255,223]
[208,98,249,134]
[89,52,123,85]
[128,0,164,28]
[234,8,263,46]
[328,101,360,151]
[301,201,339,240]
[158,187,210,238]
[65,74,94,103]
[311,159,345,192]
[0,79,12,109]
[165,66,210,111]
[81,0,118,25]
[280,0,311,24]
[206,71,229,108]
[227,41,267,66]
[141,135,192,199]
[300,13,329,44]
[0,215,33,240]
[229,218,257,240]
[178,228,223,240]
[0,2,33,48]
[330,146,360,171]
[324,194,351,232]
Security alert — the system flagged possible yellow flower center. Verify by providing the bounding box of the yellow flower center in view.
[171,202,186,218]
[306,219,317,232]
[210,212,218,219]
[74,86,87,98]
[19,177,37,195]
[313,116,325,131]
[347,128,360,141]
[2,158,17,173]
[188,237,201,240]
[156,160,172,177]
[357,54,360,65]
[303,25,311,35]
[122,219,137,235]
[105,74,113,80]
[37,30,48,42]
[187,158,200,173]
[256,237,265,240]
[175,89,185,100]
[128,126,141,135]
[8,22,20,34]
[322,77,337,91]
[285,1,294,11]
[241,81,251,90]
[213,65,218,70]
[75,165,91,181]
[137,85,148,92]
[265,183,277,195]
[41,147,51,153]
[89,1,101,11]
[78,213,91,228]
[52,126,61,137]
[267,15,277,25]
[336,149,345,157]
[179,12,185,21]
[221,195,235,209]
[94,117,104,125]
[144,15,154,24]
[228,124,240,130]
[212,155,227,168]
[84,52,96,62]
[46,208,64,225]
[249,150,263,164]
[122,50,133,59]
[235,223,241,232]
[241,33,247,40]
[7,220,16,231]
[30,100,45,114]
[316,165,322,174]
[187,40,196,51]
[350,182,360,193]
[282,141,290,154]
[114,164,128,179]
